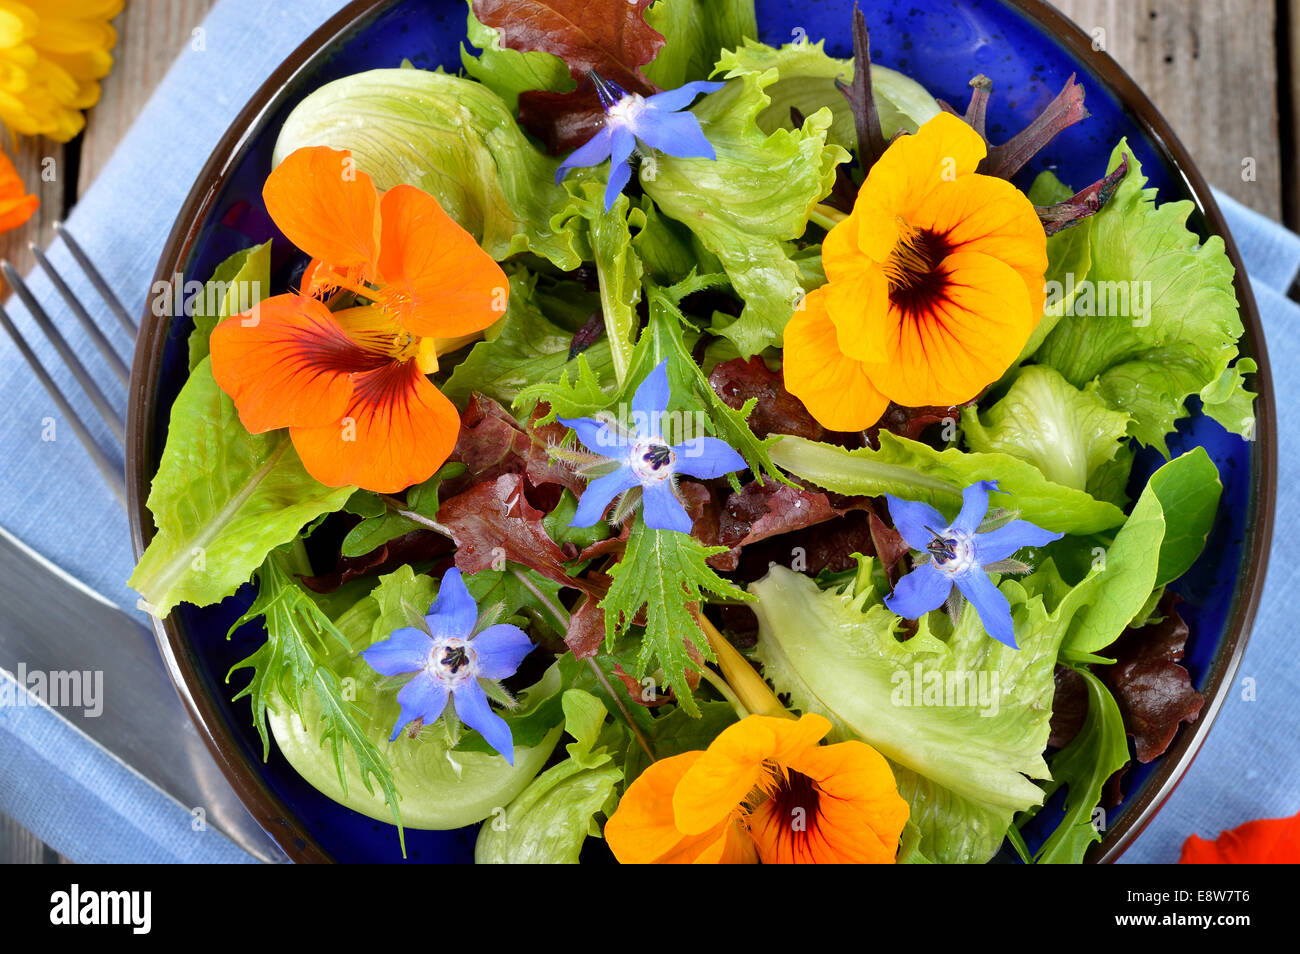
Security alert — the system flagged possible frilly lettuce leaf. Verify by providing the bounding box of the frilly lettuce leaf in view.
[961,365,1131,494]
[1017,171,1093,362]
[128,357,355,617]
[188,242,270,370]
[714,37,940,151]
[267,565,563,830]
[1033,142,1252,453]
[474,689,623,863]
[644,0,757,90]
[442,269,615,411]
[639,68,849,356]
[751,564,1065,862]
[272,67,586,269]
[770,431,1126,535]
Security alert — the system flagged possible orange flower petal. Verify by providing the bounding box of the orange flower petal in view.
[0,149,37,233]
[781,287,891,431]
[264,146,380,279]
[863,249,1033,407]
[605,752,741,864]
[824,266,893,364]
[288,360,460,493]
[376,184,509,339]
[913,174,1047,319]
[673,714,831,837]
[1180,811,1300,864]
[748,740,909,864]
[209,293,367,435]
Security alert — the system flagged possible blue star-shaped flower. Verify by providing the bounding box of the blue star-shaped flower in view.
[883,481,1063,649]
[560,360,746,534]
[556,71,724,211]
[360,568,534,763]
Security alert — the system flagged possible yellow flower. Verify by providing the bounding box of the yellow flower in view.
[0,0,123,142]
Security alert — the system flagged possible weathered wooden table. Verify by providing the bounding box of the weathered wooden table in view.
[0,0,1290,861]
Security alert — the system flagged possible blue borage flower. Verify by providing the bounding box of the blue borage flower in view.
[560,360,746,534]
[556,71,724,211]
[361,568,533,763]
[884,481,1062,649]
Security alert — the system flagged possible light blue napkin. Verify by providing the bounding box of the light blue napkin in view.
[0,0,1296,863]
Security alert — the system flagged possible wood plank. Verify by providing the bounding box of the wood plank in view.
[0,815,61,864]
[0,139,64,284]
[1050,0,1281,220]
[77,0,220,197]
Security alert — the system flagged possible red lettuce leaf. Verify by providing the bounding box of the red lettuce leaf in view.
[473,0,665,154]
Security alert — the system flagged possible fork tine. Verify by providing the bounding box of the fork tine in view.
[30,244,131,387]
[1,260,125,444]
[0,301,127,509]
[54,223,137,338]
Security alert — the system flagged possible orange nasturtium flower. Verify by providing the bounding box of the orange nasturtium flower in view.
[604,713,909,864]
[0,147,37,233]
[783,112,1047,431]
[210,146,508,493]
[1180,810,1300,864]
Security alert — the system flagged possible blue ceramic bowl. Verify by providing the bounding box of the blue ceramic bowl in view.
[129,0,1275,863]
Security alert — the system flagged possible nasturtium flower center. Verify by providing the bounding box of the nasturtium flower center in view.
[883,219,953,317]
[630,437,676,484]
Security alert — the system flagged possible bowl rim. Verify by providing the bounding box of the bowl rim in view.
[127,0,1277,864]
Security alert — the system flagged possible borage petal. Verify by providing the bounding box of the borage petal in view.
[361,627,432,677]
[974,520,1064,564]
[643,80,724,113]
[559,415,624,456]
[571,465,639,527]
[376,184,509,339]
[884,563,952,620]
[453,681,515,764]
[427,567,477,639]
[672,437,746,481]
[603,125,637,211]
[953,568,1016,648]
[633,109,715,160]
[472,624,534,680]
[209,293,370,435]
[391,673,448,742]
[556,125,614,182]
[641,481,693,534]
[288,359,461,493]
[950,480,998,535]
[630,360,670,438]
[883,493,950,552]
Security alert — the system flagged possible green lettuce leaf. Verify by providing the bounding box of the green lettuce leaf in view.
[1018,171,1092,362]
[474,689,622,863]
[769,431,1126,535]
[1199,357,1259,441]
[640,68,849,356]
[1022,667,1129,864]
[273,67,586,269]
[961,365,1131,494]
[714,37,940,151]
[1033,142,1251,453]
[644,0,757,89]
[442,270,615,411]
[128,358,355,617]
[187,242,271,370]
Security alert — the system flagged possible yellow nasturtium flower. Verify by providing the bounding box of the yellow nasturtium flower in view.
[0,0,123,142]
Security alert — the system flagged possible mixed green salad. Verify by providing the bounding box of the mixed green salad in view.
[129,0,1253,864]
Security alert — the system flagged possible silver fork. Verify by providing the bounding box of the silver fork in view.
[0,223,134,510]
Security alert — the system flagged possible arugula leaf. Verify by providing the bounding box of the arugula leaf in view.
[474,689,623,863]
[643,0,757,89]
[1023,667,1129,864]
[274,67,586,269]
[1033,142,1251,453]
[770,431,1126,535]
[227,550,404,842]
[714,37,939,152]
[129,358,355,617]
[640,67,849,356]
[602,514,749,716]
[442,270,615,413]
[961,365,1132,493]
[187,242,271,370]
